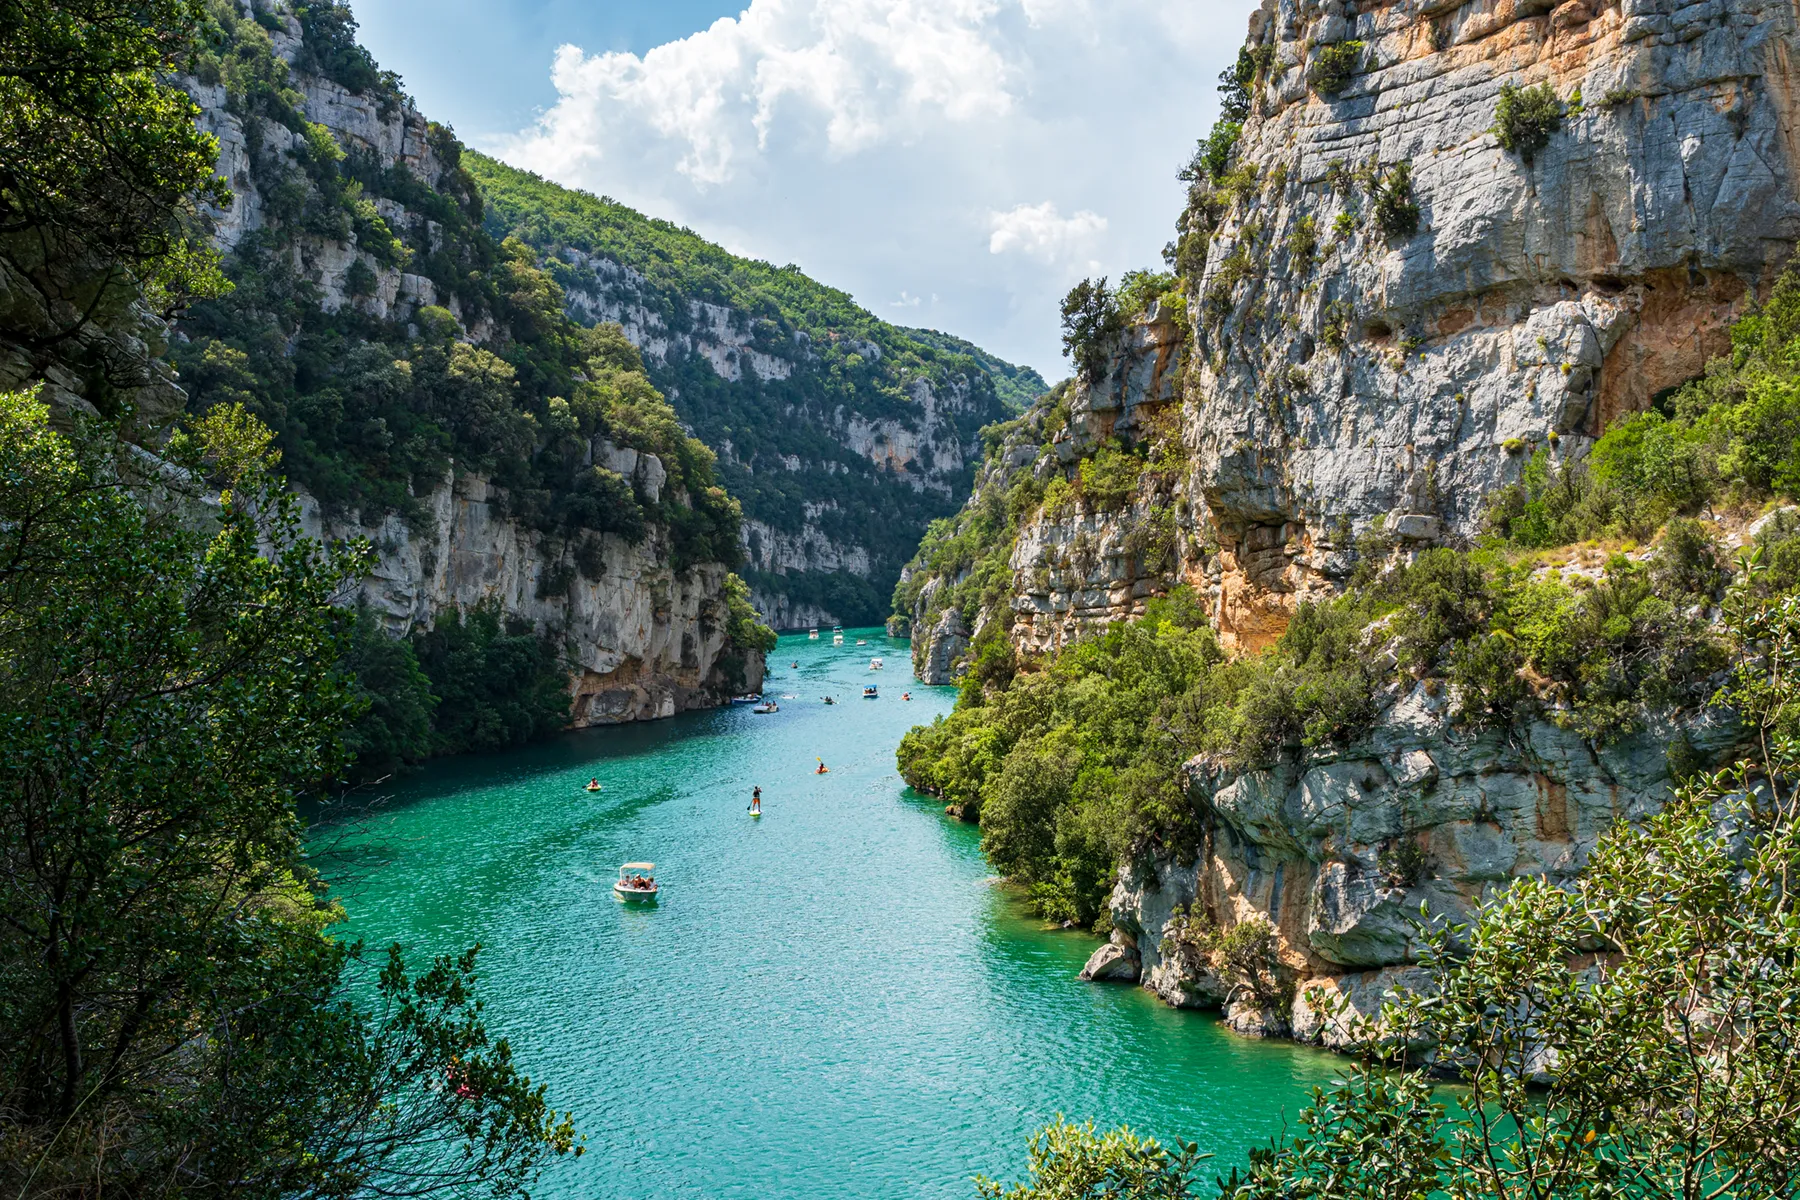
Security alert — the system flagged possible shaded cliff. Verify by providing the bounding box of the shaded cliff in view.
[172,0,766,728]
[469,156,1040,629]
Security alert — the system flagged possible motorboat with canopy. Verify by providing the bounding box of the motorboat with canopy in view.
[614,862,657,901]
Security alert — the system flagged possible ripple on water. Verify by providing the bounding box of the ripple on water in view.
[320,630,1342,1199]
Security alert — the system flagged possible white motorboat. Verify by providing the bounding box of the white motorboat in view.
[613,862,657,901]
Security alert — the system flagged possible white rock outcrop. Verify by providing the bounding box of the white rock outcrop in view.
[300,469,759,725]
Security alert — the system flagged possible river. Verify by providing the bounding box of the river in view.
[320,628,1341,1198]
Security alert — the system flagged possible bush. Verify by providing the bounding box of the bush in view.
[1494,81,1564,164]
[1307,41,1364,96]
[1370,162,1420,238]
[1077,442,1144,511]
[411,606,572,755]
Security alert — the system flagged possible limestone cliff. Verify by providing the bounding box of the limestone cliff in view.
[1185,0,1800,649]
[1090,690,1736,1041]
[301,466,758,725]
[898,0,1798,1041]
[901,306,1188,681]
[174,0,764,722]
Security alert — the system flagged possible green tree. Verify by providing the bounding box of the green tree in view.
[1494,80,1565,165]
[0,0,230,361]
[977,1118,1210,1200]
[1061,278,1123,387]
[0,390,578,1195]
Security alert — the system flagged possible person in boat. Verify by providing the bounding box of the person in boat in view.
[588,777,600,789]
[750,786,762,814]
[822,695,834,705]
[902,692,911,700]
[816,758,828,774]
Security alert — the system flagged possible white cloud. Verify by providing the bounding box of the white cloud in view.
[987,202,1107,263]
[492,0,1251,377]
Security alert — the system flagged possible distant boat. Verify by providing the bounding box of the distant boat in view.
[855,639,867,646]
[730,693,761,705]
[613,862,657,902]
[833,633,844,645]
[862,685,878,699]
[752,701,780,714]
[869,657,884,671]
[808,628,819,639]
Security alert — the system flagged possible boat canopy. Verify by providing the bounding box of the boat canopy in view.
[620,862,654,871]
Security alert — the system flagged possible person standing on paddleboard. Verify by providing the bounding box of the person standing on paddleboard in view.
[750,786,762,814]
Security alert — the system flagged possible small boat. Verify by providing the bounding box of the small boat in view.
[730,693,762,705]
[585,782,603,793]
[833,633,844,645]
[822,696,835,705]
[613,863,657,901]
[752,701,779,714]
[862,685,878,699]
[855,639,867,646]
[808,628,819,640]
[869,657,884,671]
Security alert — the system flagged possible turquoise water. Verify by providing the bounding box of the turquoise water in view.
[320,629,1341,1198]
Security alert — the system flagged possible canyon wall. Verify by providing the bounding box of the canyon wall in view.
[901,0,1796,1036]
[1084,688,1737,1041]
[1187,0,1800,649]
[474,158,1033,629]
[178,0,762,718]
[300,464,757,726]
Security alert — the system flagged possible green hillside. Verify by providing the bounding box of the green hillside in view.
[468,154,1029,624]
[902,326,1050,412]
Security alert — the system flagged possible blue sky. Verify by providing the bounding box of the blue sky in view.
[350,0,1251,378]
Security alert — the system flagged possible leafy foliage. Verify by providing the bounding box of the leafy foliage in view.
[1486,263,1800,547]
[467,152,1019,610]
[1306,41,1364,97]
[1061,278,1125,387]
[0,390,578,1196]
[0,0,230,415]
[976,1119,1210,1200]
[1370,161,1420,239]
[903,325,1049,412]
[1494,80,1564,164]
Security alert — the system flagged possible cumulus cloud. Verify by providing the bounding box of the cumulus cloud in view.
[493,0,1248,377]
[987,202,1107,263]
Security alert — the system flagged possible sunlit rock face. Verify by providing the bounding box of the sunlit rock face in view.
[1181,0,1800,648]
[1103,696,1738,1040]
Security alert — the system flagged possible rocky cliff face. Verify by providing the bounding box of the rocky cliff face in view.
[301,465,757,725]
[1184,0,1800,649]
[903,307,1189,680]
[1086,692,1736,1041]
[902,0,1797,1039]
[178,0,762,719]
